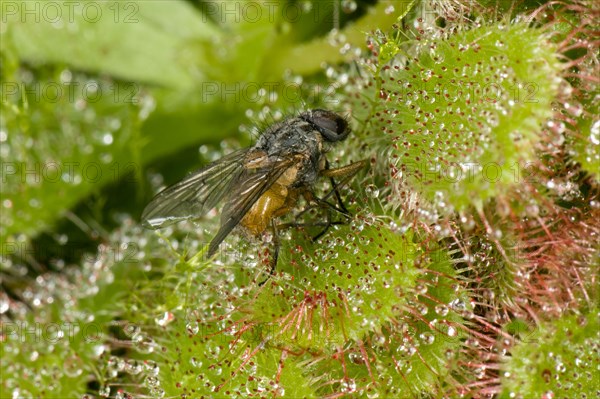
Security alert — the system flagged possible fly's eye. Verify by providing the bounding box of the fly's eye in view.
[304,109,350,142]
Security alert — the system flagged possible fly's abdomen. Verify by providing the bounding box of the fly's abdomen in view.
[240,184,289,237]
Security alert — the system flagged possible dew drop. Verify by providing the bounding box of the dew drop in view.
[590,120,599,145]
[341,0,357,13]
[145,375,160,388]
[155,311,174,327]
[190,357,203,368]
[135,336,156,354]
[299,1,312,12]
[447,325,457,337]
[541,391,554,399]
[414,284,427,295]
[341,378,357,392]
[419,332,435,345]
[143,360,160,376]
[138,93,156,120]
[475,366,486,379]
[449,298,465,311]
[186,322,199,335]
[365,184,380,198]
[124,324,141,338]
[102,133,113,145]
[93,344,106,357]
[125,359,143,375]
[0,294,9,314]
[64,355,84,377]
[348,352,363,364]
[149,387,165,398]
[435,304,449,316]
[107,356,122,372]
[99,386,110,398]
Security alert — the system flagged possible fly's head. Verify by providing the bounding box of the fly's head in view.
[301,109,350,143]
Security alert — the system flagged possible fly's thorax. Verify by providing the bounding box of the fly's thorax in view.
[254,117,325,187]
[256,118,320,155]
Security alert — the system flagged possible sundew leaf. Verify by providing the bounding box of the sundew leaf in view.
[499,310,600,398]
[156,317,319,398]
[374,23,562,211]
[224,221,467,397]
[4,0,218,88]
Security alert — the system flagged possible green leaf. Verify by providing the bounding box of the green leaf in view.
[4,0,219,88]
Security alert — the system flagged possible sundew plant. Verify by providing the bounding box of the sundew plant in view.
[1,1,598,398]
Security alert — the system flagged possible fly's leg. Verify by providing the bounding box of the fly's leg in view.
[320,160,368,197]
[259,219,280,286]
[324,159,349,215]
[277,199,345,242]
[310,160,367,239]
[278,220,342,229]
[297,195,340,242]
[311,210,347,242]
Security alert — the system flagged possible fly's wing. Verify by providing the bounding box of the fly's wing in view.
[141,148,250,229]
[207,155,300,257]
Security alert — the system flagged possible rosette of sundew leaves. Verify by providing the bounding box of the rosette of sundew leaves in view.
[97,18,575,399]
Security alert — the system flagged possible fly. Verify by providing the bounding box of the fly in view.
[141,109,366,280]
